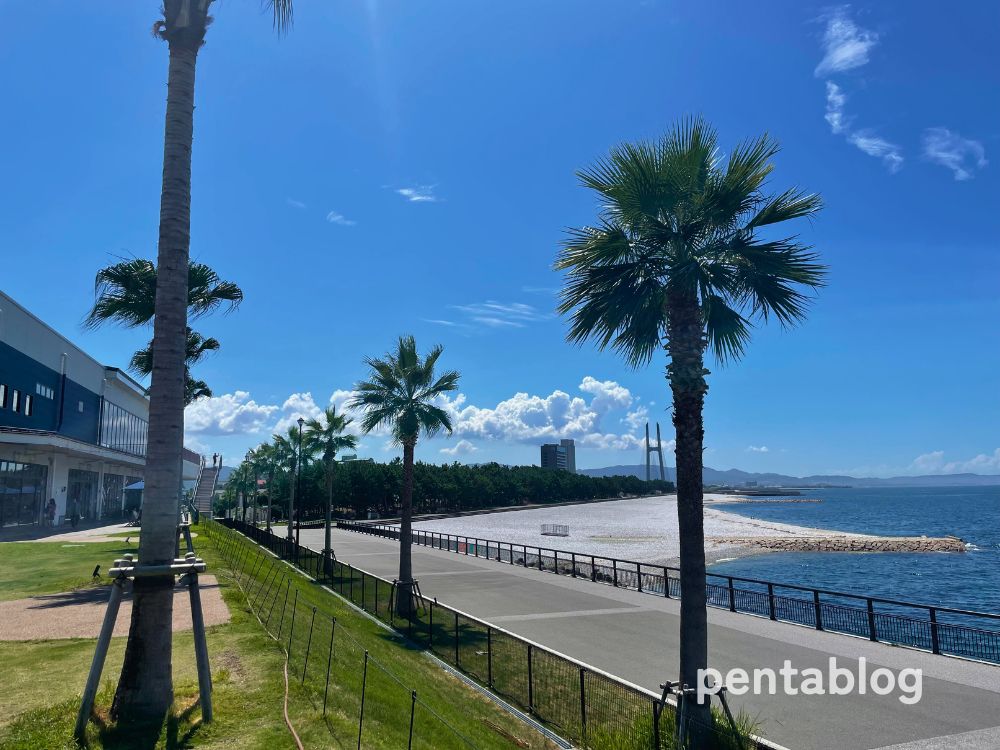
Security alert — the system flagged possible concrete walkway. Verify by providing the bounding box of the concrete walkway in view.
[300,527,1000,750]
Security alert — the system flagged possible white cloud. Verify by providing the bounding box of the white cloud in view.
[396,186,438,203]
[815,6,879,76]
[921,128,987,180]
[184,391,279,436]
[450,301,553,330]
[746,445,770,453]
[824,81,849,134]
[848,130,904,172]
[440,439,478,456]
[433,377,646,452]
[908,449,1000,475]
[623,406,649,432]
[326,210,356,226]
[272,392,324,434]
[286,198,306,209]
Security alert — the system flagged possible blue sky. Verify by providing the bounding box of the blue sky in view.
[2,1,998,476]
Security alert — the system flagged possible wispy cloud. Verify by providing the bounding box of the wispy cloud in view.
[847,130,904,173]
[521,285,559,294]
[286,198,307,209]
[824,81,849,134]
[746,445,770,453]
[815,6,878,77]
[921,128,988,181]
[396,186,439,203]
[450,301,553,330]
[326,210,356,226]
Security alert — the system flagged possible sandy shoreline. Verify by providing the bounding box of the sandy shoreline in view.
[409,493,869,566]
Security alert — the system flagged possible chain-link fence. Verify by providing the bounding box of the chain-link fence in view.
[340,521,1000,664]
[217,518,771,750]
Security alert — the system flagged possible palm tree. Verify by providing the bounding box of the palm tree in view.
[304,406,358,576]
[84,257,243,330]
[129,328,221,404]
[556,118,825,738]
[109,0,293,726]
[271,427,303,543]
[349,336,460,617]
[253,442,277,532]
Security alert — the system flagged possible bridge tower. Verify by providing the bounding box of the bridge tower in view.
[645,422,666,482]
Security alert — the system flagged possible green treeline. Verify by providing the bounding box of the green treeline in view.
[221,460,673,520]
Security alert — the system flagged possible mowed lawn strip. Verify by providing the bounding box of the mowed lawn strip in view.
[0,529,556,749]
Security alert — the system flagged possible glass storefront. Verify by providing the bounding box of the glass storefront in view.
[67,468,100,521]
[101,473,125,520]
[0,460,48,527]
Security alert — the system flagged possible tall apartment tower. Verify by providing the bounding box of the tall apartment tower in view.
[540,438,576,473]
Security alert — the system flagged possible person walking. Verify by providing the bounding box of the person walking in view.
[46,498,57,527]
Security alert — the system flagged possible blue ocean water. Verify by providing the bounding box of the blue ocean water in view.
[709,486,1000,615]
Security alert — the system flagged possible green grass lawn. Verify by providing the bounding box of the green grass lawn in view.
[0,540,138,601]
[0,531,555,749]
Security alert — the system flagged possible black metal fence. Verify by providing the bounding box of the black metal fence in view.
[218,518,771,750]
[340,521,1000,665]
[204,518,494,750]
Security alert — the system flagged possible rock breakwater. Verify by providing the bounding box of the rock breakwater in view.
[710,535,966,553]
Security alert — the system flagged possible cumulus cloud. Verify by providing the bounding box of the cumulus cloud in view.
[824,81,849,134]
[746,445,770,453]
[272,392,325,434]
[921,128,987,180]
[433,377,645,451]
[847,131,904,172]
[396,186,438,203]
[326,210,356,226]
[184,391,279,435]
[440,439,478,456]
[908,449,1000,475]
[815,6,879,76]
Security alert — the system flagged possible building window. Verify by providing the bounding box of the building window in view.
[78,401,84,413]
[24,395,32,417]
[0,384,6,408]
[34,384,53,399]
[11,390,21,413]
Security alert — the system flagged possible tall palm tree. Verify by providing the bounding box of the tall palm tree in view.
[109,0,293,726]
[272,427,303,543]
[556,118,825,738]
[129,328,221,404]
[304,406,359,576]
[349,336,460,617]
[254,442,277,532]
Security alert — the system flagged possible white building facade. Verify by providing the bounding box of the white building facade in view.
[0,291,200,528]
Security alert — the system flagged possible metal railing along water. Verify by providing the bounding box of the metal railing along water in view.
[218,517,774,750]
[338,521,1000,665]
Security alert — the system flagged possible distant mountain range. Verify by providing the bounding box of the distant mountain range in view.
[579,464,1000,488]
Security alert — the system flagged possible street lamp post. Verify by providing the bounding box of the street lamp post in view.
[244,450,253,525]
[295,417,304,550]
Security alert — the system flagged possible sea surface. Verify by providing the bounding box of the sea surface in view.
[709,485,1000,615]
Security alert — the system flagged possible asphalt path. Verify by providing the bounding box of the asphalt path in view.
[298,527,1000,750]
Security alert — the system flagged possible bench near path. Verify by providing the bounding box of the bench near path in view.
[298,527,1000,750]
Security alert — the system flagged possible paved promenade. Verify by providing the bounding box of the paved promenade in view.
[299,527,1000,750]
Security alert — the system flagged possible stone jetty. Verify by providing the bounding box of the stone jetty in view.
[710,535,966,553]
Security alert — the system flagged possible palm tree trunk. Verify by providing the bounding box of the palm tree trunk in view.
[667,298,712,743]
[396,440,416,618]
[323,461,334,577]
[111,37,199,724]
[266,468,274,533]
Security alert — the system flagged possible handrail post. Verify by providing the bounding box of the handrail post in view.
[571,553,577,578]
[538,547,543,571]
[814,590,824,631]
[637,562,643,593]
[663,567,670,598]
[613,559,618,587]
[591,556,597,582]
[768,583,776,620]
[930,607,941,654]
[728,577,736,612]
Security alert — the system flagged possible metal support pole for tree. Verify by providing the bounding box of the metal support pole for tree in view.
[357,651,369,750]
[302,606,317,684]
[323,617,336,715]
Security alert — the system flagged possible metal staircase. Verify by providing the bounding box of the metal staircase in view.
[193,461,220,516]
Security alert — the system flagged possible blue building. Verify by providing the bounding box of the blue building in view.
[0,290,200,528]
